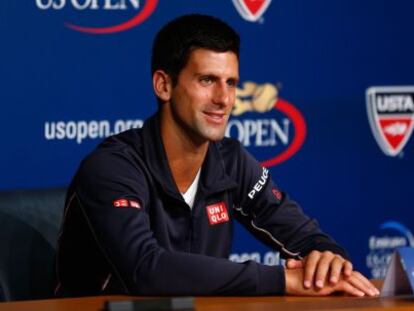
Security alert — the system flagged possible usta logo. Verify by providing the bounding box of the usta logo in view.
[35,0,158,34]
[366,86,414,156]
[226,81,307,167]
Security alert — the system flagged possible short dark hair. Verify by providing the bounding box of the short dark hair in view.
[151,14,240,86]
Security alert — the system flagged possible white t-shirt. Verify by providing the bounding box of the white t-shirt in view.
[181,169,201,210]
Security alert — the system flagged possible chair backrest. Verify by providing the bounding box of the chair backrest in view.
[0,188,66,301]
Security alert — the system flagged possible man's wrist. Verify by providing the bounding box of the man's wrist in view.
[284,268,302,295]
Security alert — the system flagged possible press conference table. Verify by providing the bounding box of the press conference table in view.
[1,294,414,311]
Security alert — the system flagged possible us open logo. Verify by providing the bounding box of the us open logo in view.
[232,0,272,22]
[35,0,158,34]
[226,81,307,167]
[366,86,414,156]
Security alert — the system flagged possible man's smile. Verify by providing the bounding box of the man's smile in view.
[202,111,227,124]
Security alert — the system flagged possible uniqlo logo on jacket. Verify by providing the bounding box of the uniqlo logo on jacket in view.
[206,202,229,225]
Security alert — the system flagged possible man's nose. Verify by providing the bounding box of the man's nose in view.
[213,82,231,106]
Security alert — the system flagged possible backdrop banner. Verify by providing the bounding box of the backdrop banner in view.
[1,0,414,278]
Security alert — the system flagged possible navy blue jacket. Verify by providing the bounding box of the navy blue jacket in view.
[56,113,348,297]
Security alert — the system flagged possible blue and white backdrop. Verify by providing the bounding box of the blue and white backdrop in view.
[1,0,414,278]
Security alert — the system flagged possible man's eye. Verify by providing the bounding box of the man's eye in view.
[200,77,213,84]
[227,80,237,87]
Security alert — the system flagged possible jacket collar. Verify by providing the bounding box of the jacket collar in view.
[141,113,237,199]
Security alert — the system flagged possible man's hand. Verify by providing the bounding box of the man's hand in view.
[285,250,379,296]
[286,251,351,288]
[285,268,379,296]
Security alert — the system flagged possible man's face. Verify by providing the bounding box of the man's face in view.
[168,48,239,143]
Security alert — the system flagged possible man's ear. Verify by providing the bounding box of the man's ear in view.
[153,70,173,102]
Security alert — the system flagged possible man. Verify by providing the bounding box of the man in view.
[56,14,378,297]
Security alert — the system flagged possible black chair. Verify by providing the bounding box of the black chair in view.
[0,188,66,301]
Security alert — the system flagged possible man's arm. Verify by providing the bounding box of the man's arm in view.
[231,144,349,260]
[229,142,378,296]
